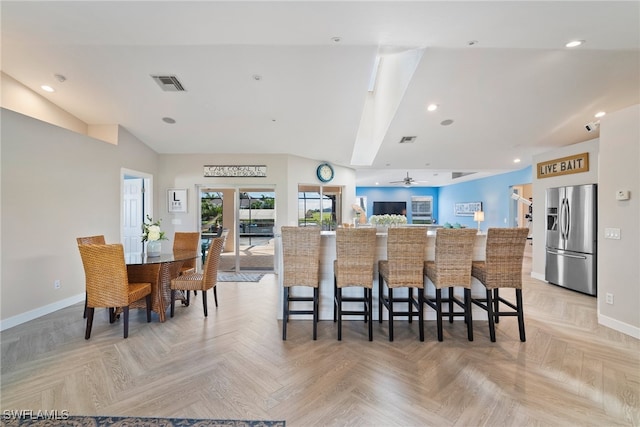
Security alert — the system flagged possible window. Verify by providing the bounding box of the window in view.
[298,185,342,230]
[411,196,433,223]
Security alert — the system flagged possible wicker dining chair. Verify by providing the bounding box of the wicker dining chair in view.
[378,227,427,342]
[76,235,106,319]
[281,226,321,340]
[424,228,477,341]
[173,231,201,300]
[78,243,152,339]
[333,227,378,341]
[471,227,529,342]
[170,237,224,318]
[173,232,200,275]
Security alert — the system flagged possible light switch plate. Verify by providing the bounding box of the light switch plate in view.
[604,228,621,240]
[616,190,630,201]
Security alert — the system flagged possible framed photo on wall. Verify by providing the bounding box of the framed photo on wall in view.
[454,201,482,216]
[168,189,188,213]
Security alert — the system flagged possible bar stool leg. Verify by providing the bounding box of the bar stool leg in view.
[485,288,496,342]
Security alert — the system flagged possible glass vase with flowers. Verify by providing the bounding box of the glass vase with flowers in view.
[142,215,168,257]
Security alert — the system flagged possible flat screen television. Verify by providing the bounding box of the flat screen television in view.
[372,201,407,215]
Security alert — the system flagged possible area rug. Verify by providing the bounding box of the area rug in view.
[217,272,265,282]
[1,415,285,427]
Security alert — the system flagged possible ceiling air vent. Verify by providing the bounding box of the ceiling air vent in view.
[452,172,476,179]
[399,136,417,144]
[151,75,186,92]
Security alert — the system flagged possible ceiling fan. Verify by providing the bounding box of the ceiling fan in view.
[389,172,428,186]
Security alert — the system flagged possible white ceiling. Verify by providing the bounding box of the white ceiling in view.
[2,1,639,186]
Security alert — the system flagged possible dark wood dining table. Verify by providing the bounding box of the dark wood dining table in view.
[125,250,199,322]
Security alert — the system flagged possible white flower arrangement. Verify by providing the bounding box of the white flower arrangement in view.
[369,214,407,226]
[142,215,167,242]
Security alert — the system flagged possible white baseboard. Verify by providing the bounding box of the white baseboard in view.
[0,293,84,331]
[598,314,640,339]
[531,271,546,281]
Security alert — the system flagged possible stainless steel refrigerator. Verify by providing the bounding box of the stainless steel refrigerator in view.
[545,184,597,296]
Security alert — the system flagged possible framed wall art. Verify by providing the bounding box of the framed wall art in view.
[168,188,188,213]
[454,201,482,216]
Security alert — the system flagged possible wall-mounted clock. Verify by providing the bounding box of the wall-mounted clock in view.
[316,162,335,183]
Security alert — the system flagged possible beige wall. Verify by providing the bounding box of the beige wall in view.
[1,109,159,326]
[597,104,639,337]
[531,139,599,279]
[1,109,356,329]
[531,105,639,338]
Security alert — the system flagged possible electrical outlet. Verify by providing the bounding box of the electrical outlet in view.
[54,279,61,289]
[605,293,614,304]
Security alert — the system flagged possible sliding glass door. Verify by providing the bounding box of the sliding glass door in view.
[200,186,275,273]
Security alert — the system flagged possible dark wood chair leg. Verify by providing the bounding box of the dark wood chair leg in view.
[213,286,218,307]
[368,288,373,341]
[170,290,176,317]
[494,289,500,323]
[85,307,94,340]
[418,289,424,342]
[313,287,319,340]
[202,289,208,317]
[378,274,384,324]
[123,306,129,339]
[436,288,443,342]
[333,276,338,323]
[337,287,342,341]
[146,294,152,322]
[516,289,526,342]
[408,287,413,323]
[109,307,117,323]
[486,288,496,342]
[83,293,88,319]
[282,287,288,340]
[448,287,454,323]
[465,288,473,341]
[388,287,394,342]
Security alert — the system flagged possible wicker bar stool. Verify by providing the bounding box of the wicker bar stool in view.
[471,227,529,342]
[170,237,224,318]
[378,227,427,342]
[333,227,377,341]
[78,244,152,339]
[76,235,106,319]
[281,226,321,340]
[424,228,477,341]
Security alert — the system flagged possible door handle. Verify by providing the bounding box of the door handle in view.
[547,250,586,260]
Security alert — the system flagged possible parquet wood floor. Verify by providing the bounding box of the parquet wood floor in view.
[1,257,638,426]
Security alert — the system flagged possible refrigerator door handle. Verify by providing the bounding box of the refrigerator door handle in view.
[547,250,587,260]
[564,197,571,238]
[561,198,570,240]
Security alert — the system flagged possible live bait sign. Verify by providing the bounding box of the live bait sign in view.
[537,153,589,179]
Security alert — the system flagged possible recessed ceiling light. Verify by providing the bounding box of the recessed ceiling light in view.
[440,119,454,126]
[252,74,262,81]
[595,111,606,118]
[375,182,380,186]
[514,158,521,163]
[54,74,66,83]
[41,85,55,93]
[331,36,342,43]
[427,104,438,112]
[162,117,176,124]
[467,40,479,46]
[565,40,584,48]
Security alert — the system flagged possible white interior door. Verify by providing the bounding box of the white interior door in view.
[123,177,144,254]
